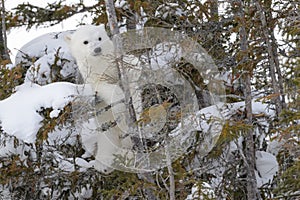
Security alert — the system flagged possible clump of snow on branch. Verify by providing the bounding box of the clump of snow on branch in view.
[0,82,79,143]
[15,31,78,85]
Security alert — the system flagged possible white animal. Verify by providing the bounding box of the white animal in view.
[65,24,131,173]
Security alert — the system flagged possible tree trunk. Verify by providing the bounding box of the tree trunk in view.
[104,2,158,199]
[0,0,10,62]
[254,0,285,115]
[105,0,119,35]
[104,0,137,126]
[237,1,261,199]
[244,73,260,200]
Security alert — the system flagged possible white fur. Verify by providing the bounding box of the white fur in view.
[65,25,131,173]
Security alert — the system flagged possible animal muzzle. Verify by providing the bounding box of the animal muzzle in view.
[93,47,102,54]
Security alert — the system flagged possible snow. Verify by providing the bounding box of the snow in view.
[225,100,275,117]
[144,42,182,70]
[7,1,95,63]
[4,31,277,178]
[2,1,283,197]
[186,182,215,200]
[155,3,186,19]
[15,30,74,65]
[180,100,275,137]
[267,139,284,156]
[59,157,93,172]
[256,151,279,187]
[115,0,127,8]
[15,30,78,85]
[0,82,80,143]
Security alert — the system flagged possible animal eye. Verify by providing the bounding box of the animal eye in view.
[83,41,89,45]
[98,37,102,41]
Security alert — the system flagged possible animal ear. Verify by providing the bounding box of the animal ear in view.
[64,34,72,44]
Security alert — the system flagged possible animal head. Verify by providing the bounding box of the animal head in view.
[65,24,113,62]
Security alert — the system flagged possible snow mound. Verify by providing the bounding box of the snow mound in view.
[0,82,80,143]
[15,31,78,85]
[256,150,279,187]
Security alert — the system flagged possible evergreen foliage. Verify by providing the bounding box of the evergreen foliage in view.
[0,0,299,199]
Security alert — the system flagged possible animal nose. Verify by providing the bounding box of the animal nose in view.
[94,47,102,54]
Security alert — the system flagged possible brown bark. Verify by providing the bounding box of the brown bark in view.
[104,2,157,199]
[237,1,261,199]
[105,0,119,35]
[0,0,10,62]
[104,0,137,126]
[254,0,285,115]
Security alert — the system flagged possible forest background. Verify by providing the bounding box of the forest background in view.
[0,0,299,199]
